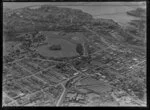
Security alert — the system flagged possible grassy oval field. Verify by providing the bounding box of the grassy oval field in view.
[37,37,79,58]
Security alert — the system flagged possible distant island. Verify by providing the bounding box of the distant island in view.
[127,8,146,18]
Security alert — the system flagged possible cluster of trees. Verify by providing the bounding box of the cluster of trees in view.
[76,43,83,55]
[48,44,61,50]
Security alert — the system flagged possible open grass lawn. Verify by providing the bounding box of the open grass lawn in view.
[37,32,80,58]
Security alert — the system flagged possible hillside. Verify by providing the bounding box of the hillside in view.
[3,5,93,41]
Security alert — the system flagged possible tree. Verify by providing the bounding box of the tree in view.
[76,43,83,55]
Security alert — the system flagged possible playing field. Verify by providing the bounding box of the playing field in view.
[37,37,79,58]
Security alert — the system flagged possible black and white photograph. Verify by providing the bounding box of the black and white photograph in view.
[2,1,147,107]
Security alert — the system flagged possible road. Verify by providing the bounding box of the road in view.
[56,84,66,106]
